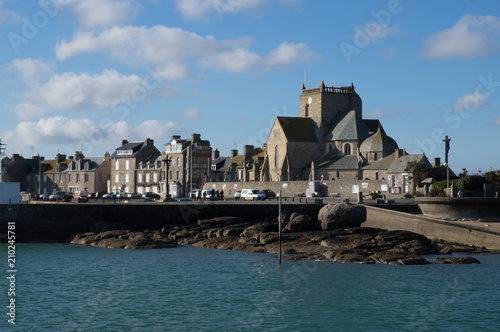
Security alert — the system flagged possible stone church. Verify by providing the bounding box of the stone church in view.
[261,81,401,181]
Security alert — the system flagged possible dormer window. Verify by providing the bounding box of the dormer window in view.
[117,149,133,156]
[84,162,90,170]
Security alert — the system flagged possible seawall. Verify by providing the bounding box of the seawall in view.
[364,206,500,250]
[416,197,500,220]
[0,202,323,242]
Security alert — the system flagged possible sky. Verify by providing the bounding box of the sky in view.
[0,0,499,175]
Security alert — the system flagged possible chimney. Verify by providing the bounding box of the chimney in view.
[146,138,154,153]
[231,149,238,158]
[192,133,201,143]
[396,149,404,158]
[56,153,66,163]
[171,135,181,141]
[434,157,441,168]
[74,151,84,160]
[121,139,128,146]
[213,149,220,160]
[11,154,20,162]
[243,145,254,159]
[104,152,110,162]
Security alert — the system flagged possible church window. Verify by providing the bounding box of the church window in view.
[274,145,279,167]
[376,172,379,180]
[305,104,309,117]
[327,143,333,153]
[344,143,351,155]
[374,153,378,161]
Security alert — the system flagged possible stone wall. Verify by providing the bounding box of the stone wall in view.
[204,179,400,198]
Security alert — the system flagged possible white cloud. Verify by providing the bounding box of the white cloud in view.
[492,116,500,126]
[57,0,139,28]
[175,0,293,21]
[7,58,55,84]
[422,15,500,58]
[9,68,167,118]
[3,117,184,156]
[453,92,487,112]
[182,108,201,120]
[56,25,320,78]
[353,22,400,44]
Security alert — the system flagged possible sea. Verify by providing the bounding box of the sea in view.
[2,244,500,332]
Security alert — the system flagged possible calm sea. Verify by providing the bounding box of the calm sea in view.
[2,244,500,331]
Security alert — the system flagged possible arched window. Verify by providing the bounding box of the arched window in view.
[326,143,334,153]
[304,104,309,117]
[344,143,351,155]
[374,153,378,161]
[376,172,379,180]
[274,145,279,167]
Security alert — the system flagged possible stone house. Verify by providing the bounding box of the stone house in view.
[210,149,231,182]
[136,155,163,195]
[223,145,266,182]
[163,134,212,198]
[64,152,111,194]
[110,138,161,194]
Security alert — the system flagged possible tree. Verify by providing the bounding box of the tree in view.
[485,170,500,191]
[455,175,487,192]
[405,161,442,190]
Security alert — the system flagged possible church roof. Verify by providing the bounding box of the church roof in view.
[277,117,318,142]
[316,154,360,170]
[324,111,372,141]
[362,151,402,170]
[359,126,399,154]
[387,154,428,173]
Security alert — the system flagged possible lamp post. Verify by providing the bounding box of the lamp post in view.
[0,139,6,183]
[443,135,451,194]
[163,155,171,201]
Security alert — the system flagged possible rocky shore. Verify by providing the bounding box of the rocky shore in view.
[69,203,486,265]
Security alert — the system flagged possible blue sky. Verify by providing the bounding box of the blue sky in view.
[1,0,499,175]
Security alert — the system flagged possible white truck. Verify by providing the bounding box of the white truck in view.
[240,189,266,201]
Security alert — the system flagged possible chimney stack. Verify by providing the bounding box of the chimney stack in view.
[434,157,441,168]
[213,149,220,159]
[231,149,238,158]
[104,152,110,162]
[192,133,201,143]
[121,139,129,146]
[243,145,254,159]
[56,153,66,163]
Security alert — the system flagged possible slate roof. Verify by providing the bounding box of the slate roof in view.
[111,141,144,158]
[212,156,231,172]
[316,154,360,170]
[324,111,372,141]
[387,154,427,173]
[277,117,318,142]
[359,127,399,153]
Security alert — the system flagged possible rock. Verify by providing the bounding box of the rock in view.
[434,256,480,264]
[283,213,313,232]
[197,216,244,228]
[69,230,177,249]
[318,203,366,230]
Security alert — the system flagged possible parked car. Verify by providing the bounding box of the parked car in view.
[201,189,215,200]
[234,190,241,200]
[143,192,161,199]
[240,189,266,201]
[102,193,116,199]
[127,192,142,199]
[260,189,276,199]
[72,191,89,203]
[40,193,51,201]
[49,191,73,202]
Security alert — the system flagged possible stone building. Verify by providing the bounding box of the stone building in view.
[210,149,231,182]
[222,145,266,182]
[110,138,161,194]
[64,152,111,194]
[163,134,212,198]
[262,81,400,182]
[136,155,163,195]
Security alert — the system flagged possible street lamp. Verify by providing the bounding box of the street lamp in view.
[0,139,6,183]
[163,155,172,201]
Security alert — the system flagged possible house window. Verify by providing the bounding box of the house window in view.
[274,145,279,167]
[376,172,379,180]
[115,160,119,170]
[44,175,47,182]
[115,174,119,183]
[146,173,150,182]
[138,173,143,183]
[59,174,63,183]
[125,174,129,183]
[327,143,334,153]
[153,173,158,182]
[344,143,351,155]
[304,104,309,117]
[126,160,130,170]
[27,175,31,182]
[170,171,173,179]
[374,153,378,161]
[76,174,80,183]
[98,173,102,182]
[177,157,180,166]
[53,174,56,182]
[176,171,179,180]
[84,174,89,183]
[68,174,72,183]
[336,171,340,178]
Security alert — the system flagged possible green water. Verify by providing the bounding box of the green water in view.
[1,244,500,331]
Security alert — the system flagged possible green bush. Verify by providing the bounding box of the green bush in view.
[429,186,446,197]
[455,175,486,191]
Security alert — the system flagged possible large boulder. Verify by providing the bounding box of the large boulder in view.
[318,203,366,230]
[282,213,313,232]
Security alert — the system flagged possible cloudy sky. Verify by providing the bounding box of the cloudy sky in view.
[1,0,499,174]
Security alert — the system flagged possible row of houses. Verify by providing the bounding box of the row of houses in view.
[1,80,451,198]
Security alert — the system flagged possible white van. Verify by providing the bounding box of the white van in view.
[240,189,266,201]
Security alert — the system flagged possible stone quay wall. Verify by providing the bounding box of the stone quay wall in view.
[0,202,323,243]
[204,179,399,198]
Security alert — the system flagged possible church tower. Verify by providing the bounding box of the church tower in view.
[299,81,362,140]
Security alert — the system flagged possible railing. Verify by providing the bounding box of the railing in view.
[302,86,353,95]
